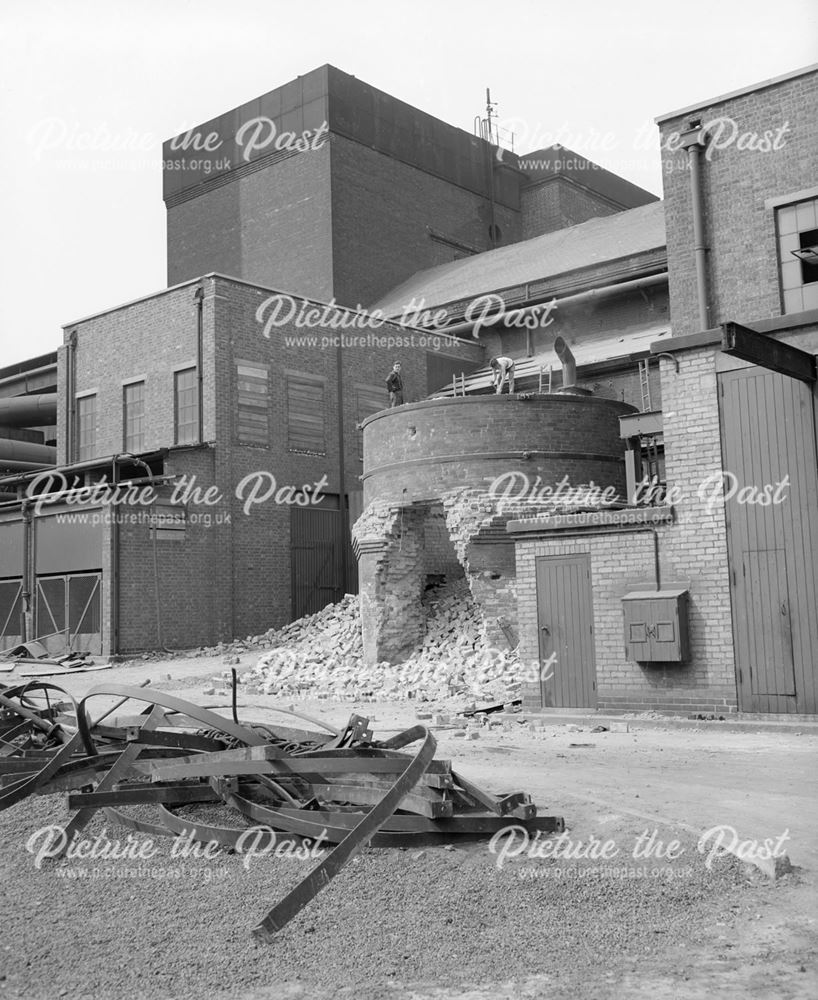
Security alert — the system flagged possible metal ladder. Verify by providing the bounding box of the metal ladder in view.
[638,359,651,412]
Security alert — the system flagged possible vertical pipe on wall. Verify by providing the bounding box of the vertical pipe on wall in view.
[336,341,348,598]
[194,284,205,443]
[681,124,710,330]
[65,330,77,463]
[21,501,32,643]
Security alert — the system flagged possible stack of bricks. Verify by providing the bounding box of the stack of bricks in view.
[249,579,525,704]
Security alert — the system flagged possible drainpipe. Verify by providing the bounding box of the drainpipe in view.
[21,500,33,642]
[680,121,710,331]
[65,330,77,462]
[194,284,204,443]
[336,341,348,599]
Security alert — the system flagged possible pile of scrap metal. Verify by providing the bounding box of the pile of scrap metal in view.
[0,638,101,674]
[0,680,564,941]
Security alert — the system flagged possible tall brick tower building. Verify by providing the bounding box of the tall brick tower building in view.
[163,65,657,309]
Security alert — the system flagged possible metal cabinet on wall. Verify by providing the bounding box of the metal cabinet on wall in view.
[622,588,690,662]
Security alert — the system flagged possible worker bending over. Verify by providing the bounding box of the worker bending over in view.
[490,356,515,394]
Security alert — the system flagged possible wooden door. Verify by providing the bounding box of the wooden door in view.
[535,554,597,708]
[719,368,818,713]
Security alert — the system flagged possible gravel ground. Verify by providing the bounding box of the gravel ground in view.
[2,666,816,999]
[0,788,787,1000]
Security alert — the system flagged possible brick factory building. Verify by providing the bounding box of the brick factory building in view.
[1,63,816,719]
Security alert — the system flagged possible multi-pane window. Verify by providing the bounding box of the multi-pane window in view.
[237,362,269,445]
[356,385,385,461]
[123,381,145,453]
[174,368,198,445]
[777,197,818,314]
[287,374,325,454]
[76,394,97,461]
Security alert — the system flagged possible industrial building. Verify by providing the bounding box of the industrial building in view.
[0,63,816,717]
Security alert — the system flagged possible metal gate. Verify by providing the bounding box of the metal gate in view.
[0,579,23,653]
[719,367,818,713]
[35,572,102,655]
[535,554,597,708]
[290,504,357,622]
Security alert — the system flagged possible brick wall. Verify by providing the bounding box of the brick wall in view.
[659,68,818,336]
[522,177,621,239]
[60,282,202,463]
[363,394,635,505]
[58,273,480,649]
[513,345,738,715]
[330,135,521,307]
[166,130,524,312]
[166,144,335,301]
[116,449,229,652]
[355,503,427,664]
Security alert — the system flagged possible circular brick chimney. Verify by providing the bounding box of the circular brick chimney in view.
[361,394,637,505]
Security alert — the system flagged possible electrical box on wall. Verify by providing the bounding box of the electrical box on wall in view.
[622,588,690,663]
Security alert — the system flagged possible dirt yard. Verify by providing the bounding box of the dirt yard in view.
[1,655,816,1000]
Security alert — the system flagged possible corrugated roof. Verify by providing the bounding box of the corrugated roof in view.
[372,201,666,317]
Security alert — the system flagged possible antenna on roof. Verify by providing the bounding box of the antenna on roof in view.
[473,89,515,153]
[485,88,497,143]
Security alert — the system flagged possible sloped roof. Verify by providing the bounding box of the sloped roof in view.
[372,201,666,317]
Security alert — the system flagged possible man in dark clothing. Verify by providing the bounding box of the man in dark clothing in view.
[386,361,404,407]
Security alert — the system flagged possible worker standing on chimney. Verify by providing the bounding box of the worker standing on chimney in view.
[386,361,404,407]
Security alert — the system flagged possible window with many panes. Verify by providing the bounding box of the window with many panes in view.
[776,196,818,314]
[237,362,269,445]
[174,368,198,445]
[123,381,145,453]
[287,374,325,454]
[76,394,97,461]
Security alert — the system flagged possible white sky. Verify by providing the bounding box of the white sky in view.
[1,0,816,366]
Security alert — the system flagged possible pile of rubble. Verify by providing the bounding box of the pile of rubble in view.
[249,580,523,703]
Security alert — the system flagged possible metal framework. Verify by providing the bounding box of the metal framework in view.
[0,680,564,940]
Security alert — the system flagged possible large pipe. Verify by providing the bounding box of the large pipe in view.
[434,272,667,339]
[553,336,576,388]
[0,360,58,390]
[0,394,57,428]
[0,448,168,489]
[0,439,56,464]
[681,124,710,330]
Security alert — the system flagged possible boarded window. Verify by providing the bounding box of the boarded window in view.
[76,394,97,461]
[175,368,198,445]
[355,385,385,461]
[287,374,325,454]
[123,381,146,452]
[237,363,269,445]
